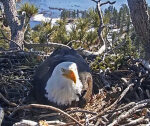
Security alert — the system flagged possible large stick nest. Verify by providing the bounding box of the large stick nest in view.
[0,51,150,126]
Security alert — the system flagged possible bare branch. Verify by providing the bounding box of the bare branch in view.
[108,102,149,126]
[24,41,71,49]
[91,0,107,55]
[24,41,105,57]
[77,44,106,57]
[91,0,100,4]
[89,83,134,121]
[68,109,97,115]
[13,120,38,126]
[100,1,116,6]
[9,104,83,126]
[124,117,149,126]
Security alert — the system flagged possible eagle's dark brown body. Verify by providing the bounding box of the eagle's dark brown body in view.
[32,47,93,108]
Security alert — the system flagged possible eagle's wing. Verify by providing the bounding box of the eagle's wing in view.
[32,47,93,106]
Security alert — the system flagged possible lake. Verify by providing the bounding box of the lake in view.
[19,0,150,17]
[19,0,150,27]
[20,0,133,18]
[20,0,96,17]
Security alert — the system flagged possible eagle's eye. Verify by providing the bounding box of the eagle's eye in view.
[61,68,76,84]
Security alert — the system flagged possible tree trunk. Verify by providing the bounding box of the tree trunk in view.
[127,0,150,60]
[0,0,26,50]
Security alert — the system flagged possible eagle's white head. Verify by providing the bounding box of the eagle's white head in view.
[45,62,83,106]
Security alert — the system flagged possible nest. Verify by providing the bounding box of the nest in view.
[0,51,150,126]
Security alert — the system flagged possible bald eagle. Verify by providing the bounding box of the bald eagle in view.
[32,47,93,108]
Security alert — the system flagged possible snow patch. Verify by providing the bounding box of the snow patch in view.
[31,14,51,22]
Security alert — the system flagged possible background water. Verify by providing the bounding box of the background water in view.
[20,0,150,17]
[19,0,150,27]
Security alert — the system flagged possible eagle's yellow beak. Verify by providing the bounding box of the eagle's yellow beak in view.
[62,69,76,84]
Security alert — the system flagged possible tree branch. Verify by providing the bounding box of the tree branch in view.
[24,41,71,49]
[108,101,149,126]
[24,41,106,57]
[91,0,100,4]
[9,104,83,126]
[100,1,116,6]
[91,0,108,56]
[124,117,149,126]
[89,83,134,121]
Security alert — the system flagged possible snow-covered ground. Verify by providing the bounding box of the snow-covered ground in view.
[30,14,61,28]
[31,14,51,22]
[31,13,76,32]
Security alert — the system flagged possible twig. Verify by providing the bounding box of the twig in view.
[38,113,60,119]
[68,109,97,115]
[95,118,101,126]
[13,120,38,126]
[85,114,90,126]
[47,120,66,125]
[0,93,17,107]
[89,83,134,121]
[115,102,135,112]
[124,117,149,126]
[9,104,83,126]
[138,99,150,104]
[108,101,150,126]
[59,120,84,126]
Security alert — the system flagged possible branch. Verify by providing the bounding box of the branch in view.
[0,29,22,50]
[100,1,116,6]
[24,41,71,49]
[76,44,106,57]
[14,120,67,126]
[91,0,100,4]
[68,109,97,115]
[108,101,149,126]
[124,117,149,126]
[9,104,83,126]
[89,83,134,121]
[24,41,105,57]
[13,120,38,126]
[0,93,17,107]
[91,0,107,56]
